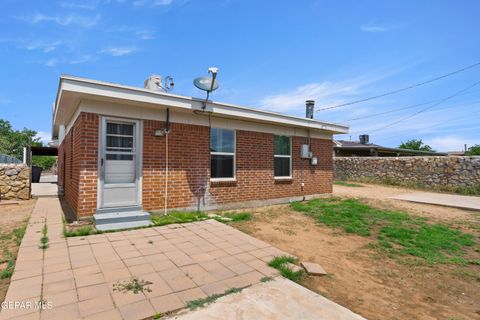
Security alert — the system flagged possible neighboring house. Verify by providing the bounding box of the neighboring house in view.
[52,75,348,229]
[334,136,447,157]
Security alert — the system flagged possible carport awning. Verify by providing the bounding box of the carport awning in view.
[30,146,58,156]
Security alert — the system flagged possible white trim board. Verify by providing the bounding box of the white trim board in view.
[53,75,348,141]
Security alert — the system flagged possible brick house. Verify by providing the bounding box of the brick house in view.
[52,75,348,229]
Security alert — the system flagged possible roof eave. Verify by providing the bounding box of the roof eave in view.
[53,75,349,136]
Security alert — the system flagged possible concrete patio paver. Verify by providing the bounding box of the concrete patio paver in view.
[0,197,288,320]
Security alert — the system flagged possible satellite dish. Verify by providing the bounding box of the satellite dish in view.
[193,77,219,92]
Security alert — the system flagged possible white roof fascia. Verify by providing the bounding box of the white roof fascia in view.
[54,75,349,135]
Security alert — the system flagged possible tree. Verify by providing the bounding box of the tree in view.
[465,144,480,156]
[0,119,56,170]
[398,139,434,152]
[0,119,41,160]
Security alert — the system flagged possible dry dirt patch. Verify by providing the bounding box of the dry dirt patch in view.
[230,190,480,320]
[0,199,36,302]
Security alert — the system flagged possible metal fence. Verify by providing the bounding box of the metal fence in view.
[0,154,21,164]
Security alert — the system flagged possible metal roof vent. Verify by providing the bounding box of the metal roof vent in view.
[306,100,315,119]
[359,134,369,144]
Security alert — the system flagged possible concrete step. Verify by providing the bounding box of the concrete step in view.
[94,210,152,231]
[95,220,152,231]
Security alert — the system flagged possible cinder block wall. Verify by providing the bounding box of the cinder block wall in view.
[59,112,334,217]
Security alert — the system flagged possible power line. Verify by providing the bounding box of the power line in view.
[344,87,480,122]
[315,61,480,112]
[364,80,480,134]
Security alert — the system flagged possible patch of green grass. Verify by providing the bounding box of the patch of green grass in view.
[186,287,242,310]
[291,198,476,264]
[334,181,363,187]
[291,198,414,236]
[222,211,252,222]
[268,256,304,283]
[64,226,96,237]
[151,211,208,226]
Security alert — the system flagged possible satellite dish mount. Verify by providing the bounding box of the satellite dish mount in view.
[193,67,219,110]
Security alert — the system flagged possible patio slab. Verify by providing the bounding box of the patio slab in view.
[0,197,286,320]
[391,192,480,211]
[171,277,366,320]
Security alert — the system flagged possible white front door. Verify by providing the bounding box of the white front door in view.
[99,117,142,209]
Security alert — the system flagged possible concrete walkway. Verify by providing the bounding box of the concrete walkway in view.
[0,197,286,320]
[171,277,366,320]
[31,175,58,197]
[391,192,480,211]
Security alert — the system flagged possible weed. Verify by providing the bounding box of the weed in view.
[334,181,363,187]
[186,288,242,310]
[291,198,476,264]
[12,224,27,246]
[64,226,95,237]
[39,224,48,250]
[260,276,274,282]
[153,313,163,319]
[113,277,153,294]
[0,259,15,279]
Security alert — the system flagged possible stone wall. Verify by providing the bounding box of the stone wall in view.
[334,156,480,190]
[0,164,30,200]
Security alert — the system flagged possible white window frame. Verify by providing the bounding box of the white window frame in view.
[274,135,292,179]
[210,128,236,182]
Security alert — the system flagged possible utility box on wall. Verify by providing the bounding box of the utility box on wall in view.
[301,144,311,158]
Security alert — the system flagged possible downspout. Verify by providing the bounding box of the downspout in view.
[164,109,170,216]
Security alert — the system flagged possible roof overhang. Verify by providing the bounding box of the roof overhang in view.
[52,75,349,139]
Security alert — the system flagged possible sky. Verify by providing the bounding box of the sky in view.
[0,0,479,152]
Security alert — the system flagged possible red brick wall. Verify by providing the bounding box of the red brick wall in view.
[58,112,99,218]
[143,121,333,212]
[59,113,332,217]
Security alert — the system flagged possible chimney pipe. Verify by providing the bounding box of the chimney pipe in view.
[306,100,315,119]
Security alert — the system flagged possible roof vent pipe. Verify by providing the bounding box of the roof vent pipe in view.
[305,100,315,119]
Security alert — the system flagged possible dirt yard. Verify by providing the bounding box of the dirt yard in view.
[231,183,480,320]
[0,199,36,302]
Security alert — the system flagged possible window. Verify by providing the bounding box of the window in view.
[274,135,291,177]
[210,128,235,179]
[105,122,134,161]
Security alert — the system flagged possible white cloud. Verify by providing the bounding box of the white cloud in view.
[133,0,173,6]
[69,54,94,64]
[136,30,155,40]
[425,135,478,152]
[59,1,98,9]
[0,96,11,105]
[35,131,51,144]
[19,13,100,28]
[100,46,137,56]
[44,58,58,67]
[24,40,62,53]
[360,23,389,33]
[258,78,375,114]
